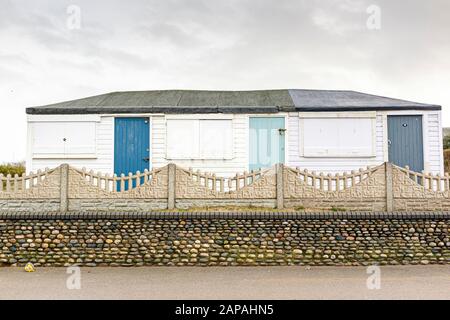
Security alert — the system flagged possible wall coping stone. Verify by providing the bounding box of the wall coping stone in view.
[0,211,449,220]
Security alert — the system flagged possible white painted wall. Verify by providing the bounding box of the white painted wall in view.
[288,110,443,174]
[426,111,444,173]
[27,110,444,176]
[428,111,444,173]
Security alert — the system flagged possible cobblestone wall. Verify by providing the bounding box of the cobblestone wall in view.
[0,213,448,267]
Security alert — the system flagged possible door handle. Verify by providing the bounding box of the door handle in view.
[143,157,150,162]
[278,128,286,135]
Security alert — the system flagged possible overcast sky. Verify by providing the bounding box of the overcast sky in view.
[1,0,449,162]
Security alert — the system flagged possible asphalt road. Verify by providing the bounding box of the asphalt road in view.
[0,265,448,300]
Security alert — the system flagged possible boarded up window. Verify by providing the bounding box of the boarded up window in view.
[32,121,96,157]
[199,120,233,158]
[302,116,375,157]
[166,119,233,159]
[166,120,199,159]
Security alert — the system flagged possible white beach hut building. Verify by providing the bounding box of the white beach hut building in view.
[26,89,444,177]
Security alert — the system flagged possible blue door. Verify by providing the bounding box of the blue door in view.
[249,117,285,171]
[114,118,150,186]
[388,115,424,172]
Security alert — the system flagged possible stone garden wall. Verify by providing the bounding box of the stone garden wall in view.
[0,212,448,267]
[1,162,450,212]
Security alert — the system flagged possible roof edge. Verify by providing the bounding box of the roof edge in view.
[26,104,441,115]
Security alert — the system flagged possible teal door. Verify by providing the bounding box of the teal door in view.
[249,117,285,171]
[388,115,424,172]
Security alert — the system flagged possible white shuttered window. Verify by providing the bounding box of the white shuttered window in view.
[32,121,96,158]
[301,113,376,157]
[166,119,233,159]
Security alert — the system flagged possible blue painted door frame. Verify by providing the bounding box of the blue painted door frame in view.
[114,118,150,188]
[387,115,424,172]
[249,117,285,171]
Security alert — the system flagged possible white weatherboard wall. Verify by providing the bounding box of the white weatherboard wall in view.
[287,110,443,174]
[27,110,443,176]
[426,112,444,173]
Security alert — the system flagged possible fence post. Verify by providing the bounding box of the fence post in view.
[276,163,284,209]
[385,162,393,212]
[168,163,176,210]
[60,163,69,213]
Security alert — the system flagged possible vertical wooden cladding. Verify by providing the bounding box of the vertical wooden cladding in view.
[114,117,150,178]
[249,117,285,171]
[388,115,424,173]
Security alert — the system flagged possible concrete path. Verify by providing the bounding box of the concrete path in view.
[0,265,448,300]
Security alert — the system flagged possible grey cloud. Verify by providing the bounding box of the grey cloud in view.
[138,22,205,48]
[0,0,449,162]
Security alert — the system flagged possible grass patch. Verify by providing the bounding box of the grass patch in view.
[331,206,347,212]
[0,161,25,176]
[1,162,25,189]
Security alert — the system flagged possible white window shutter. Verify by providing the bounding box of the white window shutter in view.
[303,117,375,157]
[166,119,233,159]
[32,121,96,158]
[33,122,65,154]
[166,119,199,159]
[64,122,96,154]
[199,120,233,159]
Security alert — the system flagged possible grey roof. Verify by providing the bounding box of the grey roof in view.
[26,89,441,114]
